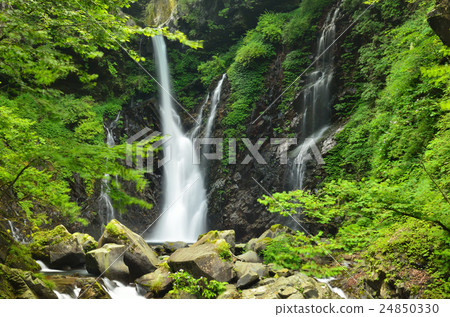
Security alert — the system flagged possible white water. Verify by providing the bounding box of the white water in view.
[37,260,65,273]
[102,278,144,299]
[204,74,226,140]
[147,35,208,243]
[290,6,340,189]
[317,277,348,299]
[190,94,209,139]
[7,220,25,243]
[53,280,143,299]
[99,112,121,227]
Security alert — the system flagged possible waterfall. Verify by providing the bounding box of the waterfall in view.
[290,6,340,189]
[99,112,121,227]
[190,94,209,139]
[147,35,207,243]
[204,74,226,140]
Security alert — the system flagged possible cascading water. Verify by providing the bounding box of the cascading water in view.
[147,35,207,243]
[204,74,226,140]
[190,94,209,139]
[99,112,121,227]
[290,6,340,189]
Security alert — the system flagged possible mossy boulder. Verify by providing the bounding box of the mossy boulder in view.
[0,231,40,272]
[246,224,294,254]
[29,225,85,269]
[168,242,235,282]
[73,232,98,253]
[241,272,341,299]
[86,243,130,283]
[99,220,160,279]
[136,265,173,298]
[0,263,57,299]
[194,229,235,252]
[217,284,241,299]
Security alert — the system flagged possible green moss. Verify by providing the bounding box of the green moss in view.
[5,244,40,272]
[214,240,232,262]
[105,220,128,242]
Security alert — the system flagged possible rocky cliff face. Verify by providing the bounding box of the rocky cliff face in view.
[428,0,450,46]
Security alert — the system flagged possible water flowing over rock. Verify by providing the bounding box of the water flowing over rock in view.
[289,6,340,190]
[147,35,208,243]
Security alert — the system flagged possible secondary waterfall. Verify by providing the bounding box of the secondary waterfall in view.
[99,112,120,227]
[290,6,340,189]
[147,35,207,243]
[204,74,226,140]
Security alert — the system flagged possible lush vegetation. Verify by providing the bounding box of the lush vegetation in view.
[258,0,450,298]
[0,0,201,231]
[168,269,228,299]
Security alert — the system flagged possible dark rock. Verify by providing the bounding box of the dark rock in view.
[428,0,450,46]
[48,237,85,269]
[163,241,189,253]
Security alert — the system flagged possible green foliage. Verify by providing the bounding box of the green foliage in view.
[235,31,275,66]
[215,240,232,261]
[0,93,152,228]
[168,270,228,299]
[0,0,201,92]
[263,232,344,278]
[282,0,335,47]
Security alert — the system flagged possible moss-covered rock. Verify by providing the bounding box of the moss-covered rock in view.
[73,232,98,253]
[99,220,160,280]
[136,265,173,298]
[0,264,57,299]
[0,231,40,272]
[86,244,130,283]
[29,225,85,269]
[194,229,235,252]
[168,242,235,282]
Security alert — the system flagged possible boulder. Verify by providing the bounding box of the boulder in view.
[136,265,173,297]
[168,242,235,282]
[99,220,160,279]
[246,237,272,254]
[73,232,98,253]
[241,272,342,299]
[30,225,85,269]
[85,244,130,283]
[194,230,236,252]
[48,236,85,269]
[246,225,294,255]
[217,284,241,299]
[234,261,269,289]
[163,241,189,253]
[0,264,57,299]
[237,250,262,263]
